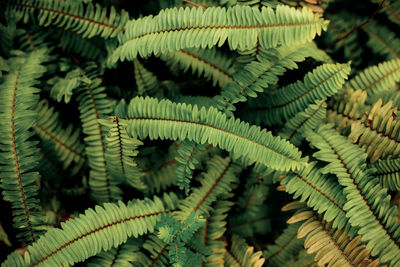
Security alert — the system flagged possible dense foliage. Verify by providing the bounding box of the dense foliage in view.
[0,0,400,266]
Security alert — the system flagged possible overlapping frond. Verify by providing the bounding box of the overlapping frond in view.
[122,96,307,171]
[363,21,400,60]
[133,59,161,96]
[305,124,400,266]
[215,45,318,117]
[161,48,235,88]
[0,49,49,244]
[224,234,265,267]
[8,0,129,39]
[346,58,400,103]
[370,156,400,191]
[112,5,328,62]
[260,62,350,125]
[174,156,238,220]
[288,209,381,267]
[2,193,178,267]
[35,99,86,175]
[279,100,327,146]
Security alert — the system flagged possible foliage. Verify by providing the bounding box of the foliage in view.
[1,0,400,266]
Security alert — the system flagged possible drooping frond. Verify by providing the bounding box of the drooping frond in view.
[288,209,381,267]
[133,59,161,96]
[363,21,400,60]
[175,140,207,194]
[161,48,235,88]
[224,234,265,267]
[370,156,400,191]
[305,124,400,266]
[215,45,319,117]
[174,156,238,220]
[8,0,129,39]
[2,193,179,267]
[259,62,351,125]
[75,64,115,203]
[0,49,49,244]
[345,58,400,103]
[122,96,307,171]
[348,99,400,163]
[279,100,327,146]
[263,223,305,267]
[112,5,328,62]
[35,99,86,175]
[281,162,355,234]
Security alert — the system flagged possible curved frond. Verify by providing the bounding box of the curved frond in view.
[260,62,350,125]
[122,96,306,171]
[2,193,178,267]
[133,59,161,96]
[363,21,400,60]
[306,125,400,266]
[9,0,128,39]
[112,5,328,61]
[0,49,49,243]
[224,234,265,267]
[370,156,400,191]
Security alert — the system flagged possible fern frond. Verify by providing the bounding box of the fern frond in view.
[49,68,91,103]
[0,49,49,244]
[224,234,265,267]
[279,100,327,146]
[263,223,305,266]
[289,209,381,267]
[142,234,170,266]
[122,96,307,172]
[281,162,354,234]
[348,99,400,163]
[372,0,400,25]
[346,58,400,103]
[58,30,107,60]
[260,62,351,125]
[35,99,86,175]
[161,48,235,88]
[306,124,400,266]
[100,116,147,192]
[112,5,328,62]
[142,161,178,195]
[215,45,318,117]
[363,21,400,60]
[174,156,238,220]
[2,193,178,267]
[370,156,400,191]
[9,0,128,39]
[76,64,115,203]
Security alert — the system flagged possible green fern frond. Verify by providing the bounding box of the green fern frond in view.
[372,0,400,26]
[9,0,129,39]
[224,234,265,267]
[75,64,115,203]
[363,21,400,60]
[122,96,307,172]
[281,162,355,235]
[288,209,381,267]
[305,124,400,266]
[175,156,238,220]
[58,30,107,60]
[142,234,170,266]
[348,99,400,163]
[142,161,178,195]
[263,223,305,267]
[279,100,327,146]
[370,156,400,191]
[259,62,351,125]
[161,48,236,88]
[215,45,318,117]
[35,99,86,175]
[112,5,328,62]
[2,193,178,267]
[346,58,400,103]
[0,49,49,244]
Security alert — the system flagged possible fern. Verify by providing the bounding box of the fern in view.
[224,234,265,267]
[112,5,328,62]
